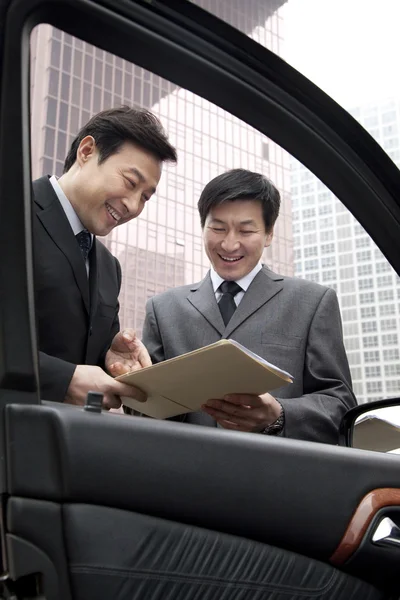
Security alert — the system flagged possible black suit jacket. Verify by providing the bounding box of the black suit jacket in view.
[32,176,121,401]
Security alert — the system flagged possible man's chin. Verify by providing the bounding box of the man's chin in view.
[94,224,117,237]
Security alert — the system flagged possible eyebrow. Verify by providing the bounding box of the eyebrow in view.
[210,218,257,226]
[239,219,257,227]
[127,167,156,194]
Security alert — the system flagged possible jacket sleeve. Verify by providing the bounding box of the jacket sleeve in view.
[276,288,356,444]
[99,256,122,370]
[38,351,76,402]
[142,297,165,364]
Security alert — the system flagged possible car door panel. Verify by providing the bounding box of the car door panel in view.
[5,401,400,593]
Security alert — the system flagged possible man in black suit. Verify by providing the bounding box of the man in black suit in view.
[33,106,177,408]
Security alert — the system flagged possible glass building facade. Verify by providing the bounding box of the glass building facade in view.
[30,0,292,336]
[292,99,400,404]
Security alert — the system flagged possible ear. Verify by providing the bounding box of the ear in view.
[264,227,274,248]
[76,135,96,167]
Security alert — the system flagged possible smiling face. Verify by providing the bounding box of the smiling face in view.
[59,136,162,236]
[203,199,273,281]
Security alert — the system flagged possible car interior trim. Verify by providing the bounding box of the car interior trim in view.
[330,487,400,566]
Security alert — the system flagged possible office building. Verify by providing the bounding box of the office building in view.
[292,99,400,403]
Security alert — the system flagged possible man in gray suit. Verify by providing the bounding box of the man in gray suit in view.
[142,169,356,444]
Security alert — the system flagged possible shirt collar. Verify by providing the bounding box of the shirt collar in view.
[210,262,262,293]
[49,175,93,243]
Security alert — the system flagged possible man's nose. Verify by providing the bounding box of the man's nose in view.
[122,192,141,217]
[221,233,240,252]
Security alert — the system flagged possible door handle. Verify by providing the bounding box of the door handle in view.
[372,516,400,548]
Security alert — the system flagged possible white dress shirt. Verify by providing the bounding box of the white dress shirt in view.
[49,175,93,276]
[210,262,262,306]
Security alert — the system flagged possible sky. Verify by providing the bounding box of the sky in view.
[281,0,400,110]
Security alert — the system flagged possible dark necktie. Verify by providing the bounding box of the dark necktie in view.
[76,229,91,261]
[218,280,242,326]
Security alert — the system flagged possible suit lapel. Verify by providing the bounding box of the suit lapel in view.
[187,273,225,335]
[33,177,90,314]
[223,266,284,338]
[89,240,99,320]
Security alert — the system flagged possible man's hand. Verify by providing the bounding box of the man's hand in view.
[65,364,146,410]
[105,328,152,377]
[202,392,281,432]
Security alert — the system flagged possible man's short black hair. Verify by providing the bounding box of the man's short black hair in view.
[198,168,280,232]
[63,106,177,172]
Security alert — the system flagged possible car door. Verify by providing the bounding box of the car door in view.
[1,0,400,599]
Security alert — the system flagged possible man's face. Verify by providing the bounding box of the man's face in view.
[69,137,162,236]
[203,199,273,281]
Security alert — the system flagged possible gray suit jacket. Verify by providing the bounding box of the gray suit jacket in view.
[142,266,356,444]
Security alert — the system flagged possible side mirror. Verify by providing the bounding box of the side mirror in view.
[339,398,400,452]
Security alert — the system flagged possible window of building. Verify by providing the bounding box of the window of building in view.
[305,259,319,271]
[357,264,373,277]
[355,237,370,248]
[360,292,375,304]
[377,274,393,287]
[339,254,353,266]
[380,304,396,316]
[337,226,352,239]
[294,249,302,260]
[366,381,383,393]
[364,350,380,362]
[381,318,397,331]
[340,280,355,293]
[304,233,317,244]
[361,306,376,318]
[379,290,394,302]
[321,243,335,254]
[344,323,359,336]
[382,333,398,346]
[337,214,351,226]
[361,321,377,333]
[319,204,332,215]
[321,256,336,268]
[356,250,372,262]
[303,221,316,231]
[342,308,358,321]
[384,348,400,361]
[320,230,334,242]
[338,240,353,253]
[363,335,379,347]
[385,364,400,377]
[358,278,374,290]
[304,246,318,258]
[339,267,355,279]
[351,367,362,380]
[345,338,360,350]
[341,295,357,308]
[348,352,361,364]
[320,217,333,229]
[365,366,381,378]
[387,381,400,393]
[322,270,337,282]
